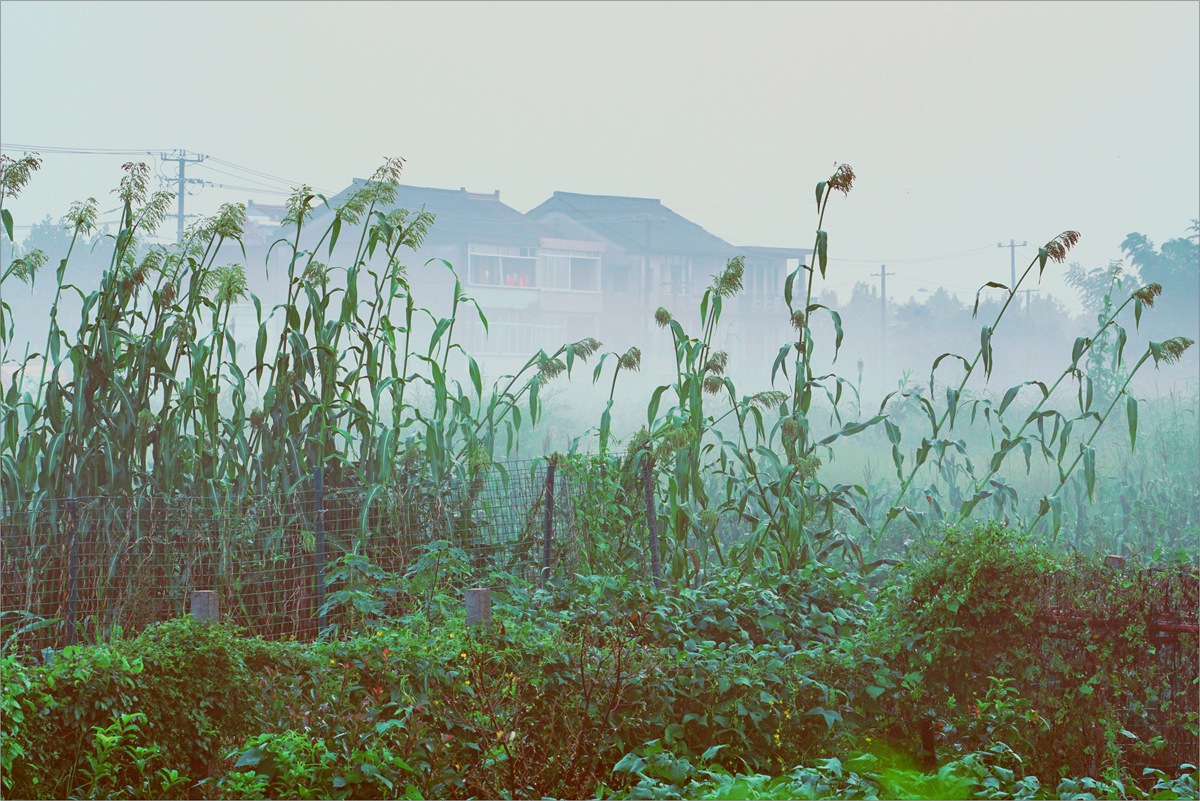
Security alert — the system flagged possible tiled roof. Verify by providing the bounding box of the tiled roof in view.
[313,181,555,247]
[527,191,735,256]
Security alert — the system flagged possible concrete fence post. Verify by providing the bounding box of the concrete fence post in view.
[190,590,219,623]
[465,587,492,627]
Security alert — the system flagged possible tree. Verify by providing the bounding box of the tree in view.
[1121,222,1199,340]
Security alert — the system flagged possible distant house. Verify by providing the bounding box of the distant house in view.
[243,200,287,248]
[246,182,810,380]
[292,183,606,368]
[527,192,809,378]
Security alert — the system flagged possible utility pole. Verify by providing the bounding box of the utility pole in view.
[159,150,207,243]
[997,239,1028,294]
[1024,287,1040,316]
[871,264,888,369]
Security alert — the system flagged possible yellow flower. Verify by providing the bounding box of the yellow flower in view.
[496,731,504,739]
[465,680,471,686]
[376,630,383,636]
[329,658,336,664]
[461,652,467,659]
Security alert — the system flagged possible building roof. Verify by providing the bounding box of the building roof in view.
[527,191,736,256]
[246,200,287,221]
[313,181,556,248]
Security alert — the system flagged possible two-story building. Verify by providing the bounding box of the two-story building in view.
[526,191,809,382]
[251,181,810,386]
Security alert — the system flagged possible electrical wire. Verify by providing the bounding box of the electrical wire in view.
[1,143,164,155]
[206,156,304,190]
[194,161,294,192]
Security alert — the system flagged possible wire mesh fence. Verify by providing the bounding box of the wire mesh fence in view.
[2,465,1196,771]
[1034,560,1199,774]
[1,456,608,653]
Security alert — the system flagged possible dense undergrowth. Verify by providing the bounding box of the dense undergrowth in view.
[2,523,1196,800]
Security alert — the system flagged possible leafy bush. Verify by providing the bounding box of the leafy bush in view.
[5,642,146,797]
[876,522,1198,781]
[5,616,288,797]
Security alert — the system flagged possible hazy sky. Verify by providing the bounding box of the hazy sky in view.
[2,1,1197,309]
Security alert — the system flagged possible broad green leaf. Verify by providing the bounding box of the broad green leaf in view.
[973,282,1008,318]
[1083,445,1096,501]
[816,230,828,278]
[980,326,993,378]
[1126,394,1138,450]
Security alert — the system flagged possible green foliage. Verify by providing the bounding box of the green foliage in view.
[0,655,32,793]
[3,157,1197,801]
[881,523,1055,702]
[4,617,280,798]
[117,617,262,778]
[606,747,1197,800]
[209,730,419,800]
[1121,223,1200,341]
[877,522,1198,780]
[77,712,191,800]
[554,453,647,576]
[3,545,1195,799]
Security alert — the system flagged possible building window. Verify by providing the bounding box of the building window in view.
[664,256,689,295]
[465,309,535,355]
[468,244,537,288]
[538,250,601,292]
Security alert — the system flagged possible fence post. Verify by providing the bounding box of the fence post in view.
[541,455,557,588]
[191,590,219,623]
[465,587,492,627]
[66,496,79,647]
[314,465,326,632]
[642,457,663,591]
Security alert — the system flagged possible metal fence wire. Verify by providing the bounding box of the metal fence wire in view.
[1033,560,1199,774]
[1,457,596,651]
[1,467,1196,772]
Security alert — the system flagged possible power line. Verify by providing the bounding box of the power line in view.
[1,143,164,155]
[0,142,318,192]
[195,180,292,197]
[206,156,304,190]
[196,162,286,190]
